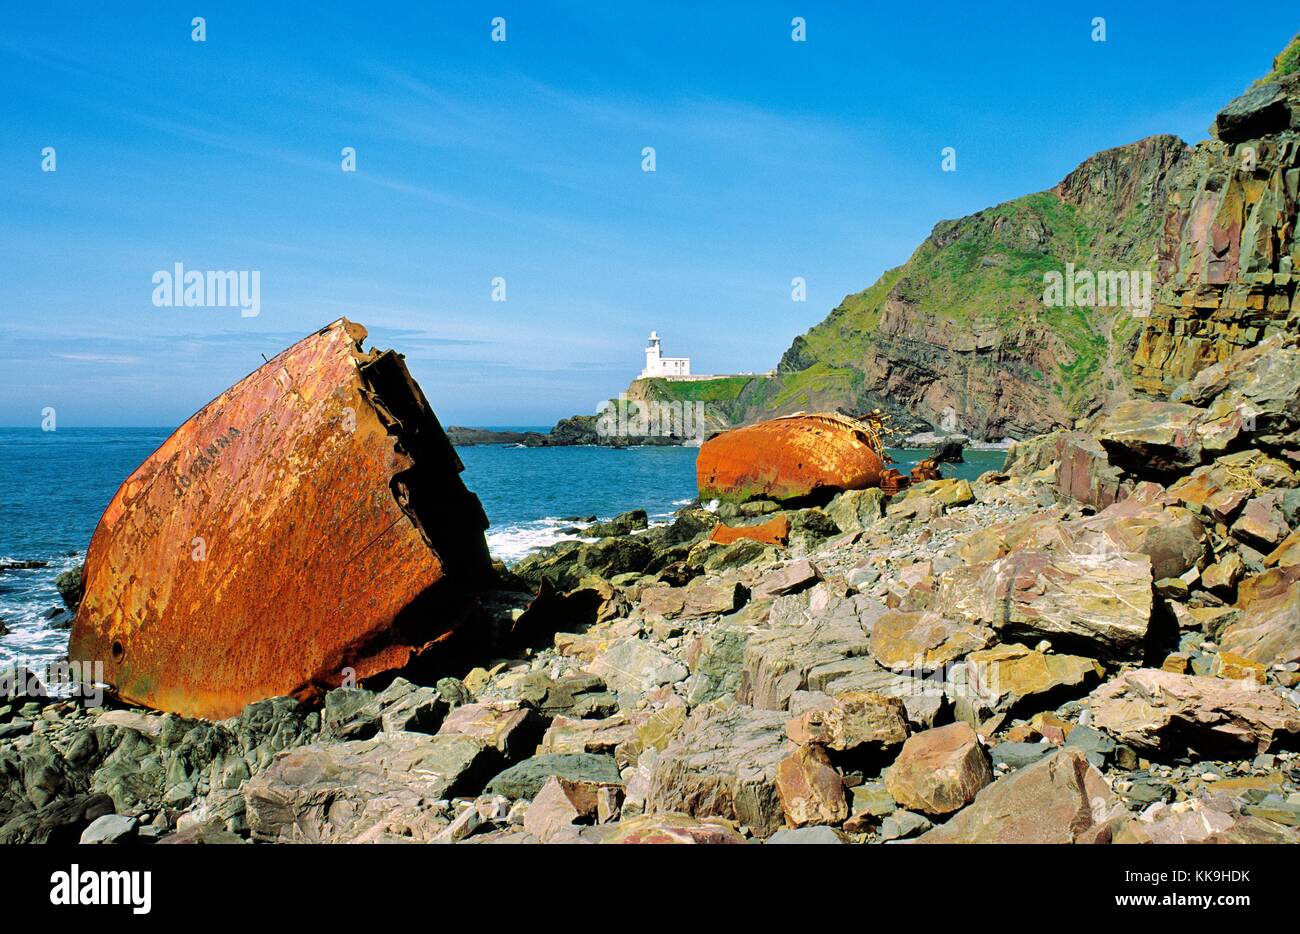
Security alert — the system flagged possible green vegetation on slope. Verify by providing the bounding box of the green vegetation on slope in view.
[1254,32,1300,85]
[771,135,1178,430]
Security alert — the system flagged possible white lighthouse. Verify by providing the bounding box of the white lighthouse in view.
[640,330,691,378]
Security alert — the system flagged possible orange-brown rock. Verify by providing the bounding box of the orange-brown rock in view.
[916,749,1127,843]
[600,813,746,844]
[785,691,909,751]
[69,319,491,720]
[776,744,848,827]
[697,413,887,504]
[1088,668,1300,756]
[885,722,992,816]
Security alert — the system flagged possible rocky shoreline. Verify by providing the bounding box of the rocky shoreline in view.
[4,332,1298,844]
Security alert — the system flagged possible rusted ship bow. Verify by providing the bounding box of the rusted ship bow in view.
[69,319,492,720]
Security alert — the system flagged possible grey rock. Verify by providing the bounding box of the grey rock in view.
[244,733,493,843]
[483,753,622,801]
[990,741,1055,771]
[647,699,789,837]
[878,809,932,841]
[1063,725,1117,768]
[79,813,138,844]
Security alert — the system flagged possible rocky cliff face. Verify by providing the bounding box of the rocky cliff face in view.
[768,134,1188,440]
[1133,40,1300,395]
[751,34,1300,439]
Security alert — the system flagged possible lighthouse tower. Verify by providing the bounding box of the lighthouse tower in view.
[640,330,691,378]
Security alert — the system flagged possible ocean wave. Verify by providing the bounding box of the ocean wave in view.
[486,518,595,565]
[0,551,81,671]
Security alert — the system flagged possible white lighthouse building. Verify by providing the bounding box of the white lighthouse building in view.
[640,331,691,378]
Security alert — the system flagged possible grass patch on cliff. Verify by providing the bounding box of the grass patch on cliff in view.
[635,376,755,404]
[1255,32,1300,85]
[766,364,862,411]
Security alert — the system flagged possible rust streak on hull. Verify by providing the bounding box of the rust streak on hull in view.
[696,412,889,504]
[68,318,491,720]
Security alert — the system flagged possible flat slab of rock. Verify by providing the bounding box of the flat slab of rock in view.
[964,643,1104,714]
[1087,669,1300,757]
[79,813,138,845]
[1232,494,1290,550]
[589,638,689,694]
[539,713,642,759]
[785,691,909,751]
[752,560,821,600]
[647,700,790,837]
[437,701,538,757]
[484,753,622,801]
[1218,577,1299,667]
[1097,399,1214,478]
[1114,797,1299,844]
[938,549,1153,658]
[870,610,993,670]
[599,812,746,844]
[739,609,874,710]
[244,733,492,843]
[640,579,746,620]
[885,722,991,816]
[917,749,1126,843]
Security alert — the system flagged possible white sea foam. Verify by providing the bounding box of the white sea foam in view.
[486,517,595,564]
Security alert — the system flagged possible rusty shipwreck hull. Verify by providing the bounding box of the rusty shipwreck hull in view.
[696,412,889,504]
[69,318,491,720]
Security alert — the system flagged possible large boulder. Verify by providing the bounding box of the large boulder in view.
[1097,399,1217,479]
[884,723,992,817]
[738,590,878,709]
[1212,82,1292,143]
[869,610,994,671]
[1055,432,1131,510]
[775,744,848,827]
[1087,669,1300,757]
[244,733,494,843]
[936,549,1153,658]
[647,700,790,837]
[589,638,688,695]
[963,643,1105,716]
[0,793,115,845]
[825,488,887,533]
[640,579,746,620]
[784,691,909,752]
[1059,498,1209,581]
[1218,576,1300,667]
[1173,334,1300,452]
[916,749,1126,843]
[483,753,622,801]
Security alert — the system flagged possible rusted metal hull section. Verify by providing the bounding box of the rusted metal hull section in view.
[696,413,889,504]
[69,319,491,720]
[708,515,791,546]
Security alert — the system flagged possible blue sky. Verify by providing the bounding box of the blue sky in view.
[1,2,1295,427]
